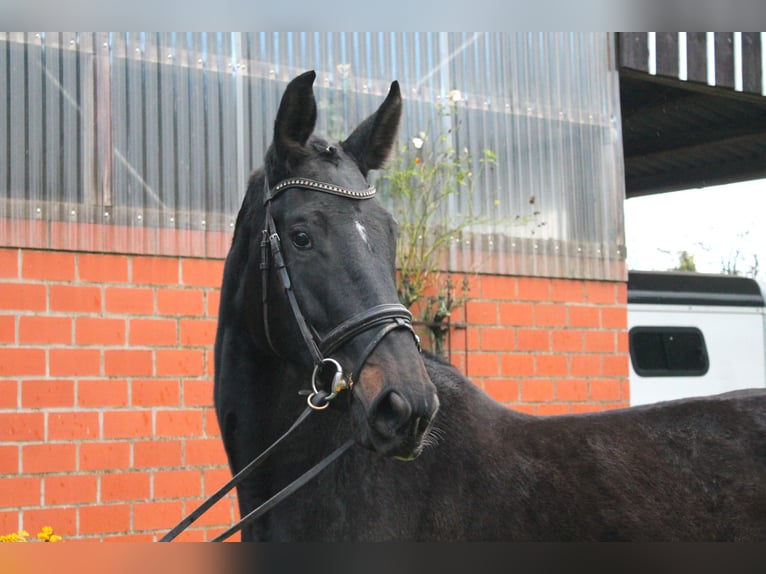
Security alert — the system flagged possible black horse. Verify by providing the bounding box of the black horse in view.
[214,70,766,541]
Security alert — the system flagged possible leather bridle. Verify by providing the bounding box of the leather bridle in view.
[259,175,420,410]
[161,175,421,542]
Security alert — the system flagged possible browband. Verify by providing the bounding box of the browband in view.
[264,177,376,204]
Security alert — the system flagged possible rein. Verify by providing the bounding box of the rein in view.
[160,176,420,542]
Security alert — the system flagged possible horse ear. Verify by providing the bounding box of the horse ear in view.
[273,70,318,162]
[342,81,402,176]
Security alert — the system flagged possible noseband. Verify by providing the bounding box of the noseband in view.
[260,176,421,410]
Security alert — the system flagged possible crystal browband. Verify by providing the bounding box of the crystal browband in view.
[268,177,377,202]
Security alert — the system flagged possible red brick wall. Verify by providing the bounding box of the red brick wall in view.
[0,248,628,541]
[446,274,629,416]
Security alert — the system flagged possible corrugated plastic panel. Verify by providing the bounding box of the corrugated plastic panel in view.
[0,32,625,279]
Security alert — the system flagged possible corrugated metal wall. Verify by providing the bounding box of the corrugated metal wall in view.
[0,32,626,280]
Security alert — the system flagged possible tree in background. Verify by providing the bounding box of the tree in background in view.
[669,250,697,272]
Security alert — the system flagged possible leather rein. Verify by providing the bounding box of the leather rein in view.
[161,176,419,542]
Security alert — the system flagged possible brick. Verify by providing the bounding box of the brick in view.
[466,353,499,377]
[205,349,216,377]
[500,353,535,377]
[80,441,131,471]
[550,279,584,303]
[479,275,516,299]
[157,288,205,316]
[203,468,235,497]
[0,347,45,376]
[585,331,615,353]
[204,408,222,437]
[103,533,156,542]
[183,379,213,407]
[104,349,153,376]
[19,315,72,344]
[48,411,100,440]
[571,354,601,377]
[133,440,183,468]
[480,327,515,352]
[464,301,498,325]
[132,256,179,285]
[590,378,623,401]
[0,412,44,441]
[50,348,101,376]
[185,438,228,466]
[78,253,129,283]
[0,445,18,473]
[180,319,217,347]
[79,503,131,534]
[22,250,75,281]
[516,277,551,301]
[156,349,204,376]
[103,410,153,438]
[129,318,177,346]
[78,379,129,407]
[585,281,617,305]
[512,404,537,415]
[0,282,46,311]
[44,474,98,505]
[105,287,154,315]
[22,443,77,473]
[534,304,568,326]
[483,379,520,403]
[515,329,549,351]
[498,302,534,326]
[182,259,224,287]
[193,496,235,527]
[0,314,15,343]
[0,477,40,507]
[23,507,77,538]
[206,289,221,317]
[601,307,628,329]
[569,306,600,328]
[156,409,205,438]
[616,282,628,304]
[0,249,18,278]
[75,317,126,346]
[556,379,589,402]
[132,379,180,407]
[603,355,629,377]
[0,511,20,534]
[617,331,629,353]
[552,330,583,352]
[134,500,183,531]
[537,403,571,416]
[49,284,102,313]
[0,380,17,408]
[535,354,568,377]
[101,471,151,502]
[154,469,202,498]
[521,379,555,402]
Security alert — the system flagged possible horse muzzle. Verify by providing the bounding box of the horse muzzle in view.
[359,379,440,460]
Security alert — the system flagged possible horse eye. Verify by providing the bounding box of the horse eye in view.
[290,230,312,249]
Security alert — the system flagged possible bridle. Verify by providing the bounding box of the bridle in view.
[161,175,421,542]
[260,175,420,410]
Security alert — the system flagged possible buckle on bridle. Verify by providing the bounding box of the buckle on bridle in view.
[308,358,352,410]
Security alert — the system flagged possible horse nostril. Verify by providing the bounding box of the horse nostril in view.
[371,390,412,437]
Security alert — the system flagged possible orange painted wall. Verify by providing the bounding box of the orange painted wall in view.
[0,248,629,541]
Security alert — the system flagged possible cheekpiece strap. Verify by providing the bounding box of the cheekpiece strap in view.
[265,177,376,204]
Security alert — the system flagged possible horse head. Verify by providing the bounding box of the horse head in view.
[235,70,439,460]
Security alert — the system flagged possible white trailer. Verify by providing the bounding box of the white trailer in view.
[627,271,766,406]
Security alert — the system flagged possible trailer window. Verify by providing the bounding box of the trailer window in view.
[629,327,709,377]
